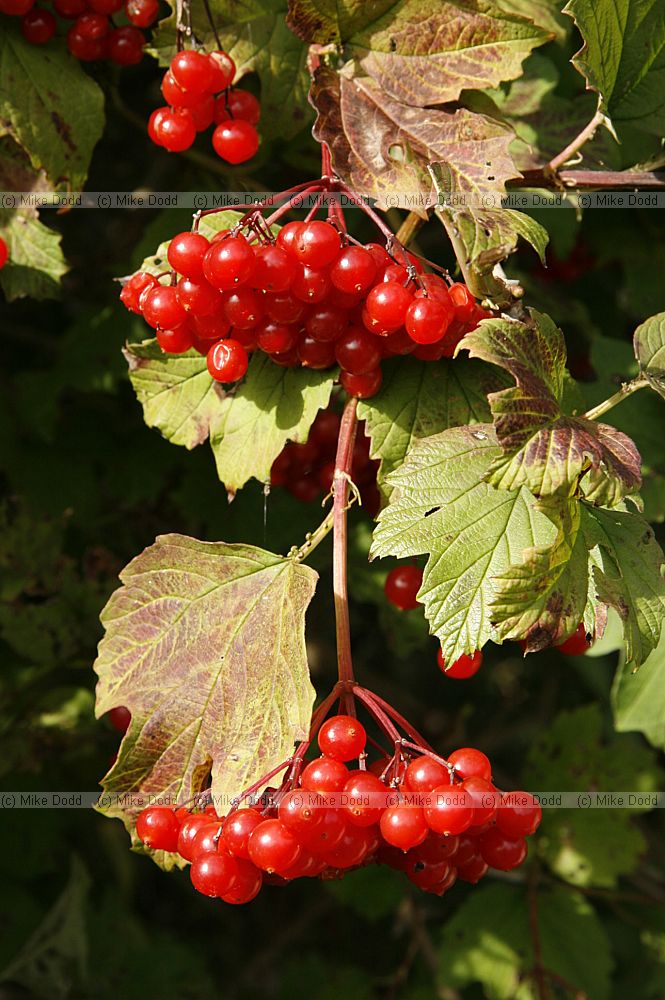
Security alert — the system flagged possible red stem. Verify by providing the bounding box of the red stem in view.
[333,398,359,686]
[352,686,403,743]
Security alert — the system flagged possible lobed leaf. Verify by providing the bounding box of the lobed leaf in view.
[634,310,665,401]
[94,534,317,852]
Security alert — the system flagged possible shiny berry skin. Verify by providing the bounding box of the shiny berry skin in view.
[380,805,429,851]
[437,648,483,679]
[298,334,336,369]
[0,0,34,13]
[170,50,215,96]
[73,11,109,37]
[106,25,144,65]
[478,828,528,871]
[449,282,476,322]
[142,285,186,329]
[447,747,492,783]
[277,789,322,837]
[215,89,261,125]
[248,819,300,874]
[220,858,262,904]
[462,776,498,825]
[365,281,413,332]
[206,339,248,382]
[21,8,56,44]
[293,221,341,269]
[424,784,475,835]
[317,715,367,762]
[257,320,297,355]
[330,246,377,294]
[404,755,449,794]
[136,806,180,852]
[264,290,306,324]
[176,278,222,317]
[496,792,542,837]
[405,295,454,344]
[305,304,348,342]
[291,263,331,304]
[66,27,105,60]
[309,408,341,448]
[203,237,255,290]
[190,851,239,897]
[384,565,423,611]
[125,0,158,27]
[340,368,382,399]
[224,287,264,329]
[415,832,459,864]
[323,823,376,869]
[555,623,593,655]
[107,705,131,734]
[147,107,169,146]
[177,813,212,861]
[212,120,259,164]
[457,854,489,884]
[221,808,263,860]
[252,244,294,292]
[161,71,199,109]
[190,822,223,860]
[156,324,194,354]
[301,808,347,853]
[153,109,196,153]
[192,311,231,342]
[208,50,236,91]
[167,231,210,281]
[342,771,387,827]
[54,0,85,16]
[120,271,157,313]
[301,756,349,793]
[276,221,304,256]
[335,327,382,375]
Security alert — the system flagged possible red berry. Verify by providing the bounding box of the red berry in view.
[457,854,489,884]
[212,120,259,164]
[107,706,131,734]
[125,0,158,26]
[21,8,56,44]
[317,715,366,762]
[55,0,86,17]
[167,231,210,281]
[136,806,180,852]
[120,271,157,313]
[449,282,476,322]
[206,339,248,382]
[555,623,593,655]
[275,221,304,256]
[190,822,223,860]
[305,304,348,342]
[404,755,449,794]
[301,756,349,793]
[189,94,216,132]
[380,804,429,851]
[72,11,108,38]
[153,108,196,152]
[252,244,294,292]
[215,89,261,125]
[340,368,382,399]
[335,326,382,375]
[161,71,199,109]
[176,278,222,316]
[257,320,298,355]
[66,27,105,60]
[447,748,492,783]
[156,324,194,354]
[208,50,236,91]
[496,791,542,837]
[462,776,498,825]
[221,808,263,860]
[437,648,483,679]
[190,851,239,897]
[192,311,231,341]
[264,290,306,324]
[248,819,300,874]
[301,807,347,854]
[142,285,186,329]
[170,49,215,96]
[330,246,377,294]
[293,221,341,269]
[88,0,123,13]
[224,287,264,329]
[415,832,459,864]
[322,823,376,869]
[203,236,255,290]
[177,813,211,861]
[424,784,475,835]
[0,0,34,11]
[384,565,422,611]
[309,408,341,449]
[478,828,528,871]
[220,857,262,904]
[405,295,454,344]
[298,334,336,369]
[278,789,322,837]
[343,771,387,827]
[365,281,413,332]
[291,263,331,303]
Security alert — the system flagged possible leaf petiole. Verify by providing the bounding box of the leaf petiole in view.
[582,377,649,421]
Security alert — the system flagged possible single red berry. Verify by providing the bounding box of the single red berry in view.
[365,281,413,332]
[167,231,210,281]
[208,50,236,91]
[478,828,528,871]
[317,715,367,762]
[177,813,212,861]
[0,0,34,13]
[405,295,454,344]
[188,94,216,131]
[120,271,157,313]
[264,290,306,324]
[215,89,261,125]
[142,285,186,329]
[384,565,423,611]
[221,808,263,860]
[252,244,294,292]
[305,304,348,343]
[72,11,109,38]
[496,791,542,838]
[107,706,131,734]
[293,221,341,269]
[220,857,262,904]
[170,49,215,96]
[301,756,349,793]
[380,804,429,851]
[461,776,498,825]
[192,311,231,342]
[309,408,340,449]
[340,368,382,399]
[424,784,475,835]
[404,755,449,794]
[224,287,264,329]
[66,27,105,59]
[457,854,489,884]
[212,120,259,164]
[297,334,336,370]
[156,324,194,354]
[54,0,85,17]
[437,648,483,679]
[190,850,239,897]
[330,246,377,295]
[207,339,249,382]
[176,278,222,317]
[300,807,347,854]
[153,108,196,153]
[449,282,476,322]
[278,789,322,837]
[290,263,331,303]
[203,236,255,290]
[21,8,56,44]
[447,747,492,783]
[190,822,223,860]
[257,319,298,355]
[555,622,593,655]
[136,806,180,852]
[322,823,376,869]
[275,221,304,257]
[161,70,199,109]
[125,0,158,26]
[248,819,300,874]
[343,771,388,827]
[335,326,382,375]
[414,832,459,864]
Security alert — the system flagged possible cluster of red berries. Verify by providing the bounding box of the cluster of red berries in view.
[1,0,154,63]
[0,237,8,270]
[148,48,260,162]
[135,713,541,903]
[269,407,380,513]
[120,217,488,399]
[384,566,594,676]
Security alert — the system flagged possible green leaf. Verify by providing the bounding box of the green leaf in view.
[357,356,500,499]
[154,1,310,140]
[582,503,665,668]
[612,635,665,750]
[311,64,518,212]
[497,0,570,43]
[526,705,662,886]
[0,206,67,301]
[371,424,556,661]
[0,25,104,188]
[565,0,665,135]
[634,311,665,401]
[94,534,316,853]
[211,353,336,494]
[461,311,642,504]
[438,882,613,999]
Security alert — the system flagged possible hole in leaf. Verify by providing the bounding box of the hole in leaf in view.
[388,143,405,162]
[424,507,440,518]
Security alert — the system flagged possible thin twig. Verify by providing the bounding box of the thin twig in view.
[548,109,605,173]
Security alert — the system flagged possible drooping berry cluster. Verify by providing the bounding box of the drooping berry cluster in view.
[0,0,154,63]
[269,407,380,513]
[148,48,260,161]
[135,707,541,904]
[120,216,490,399]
